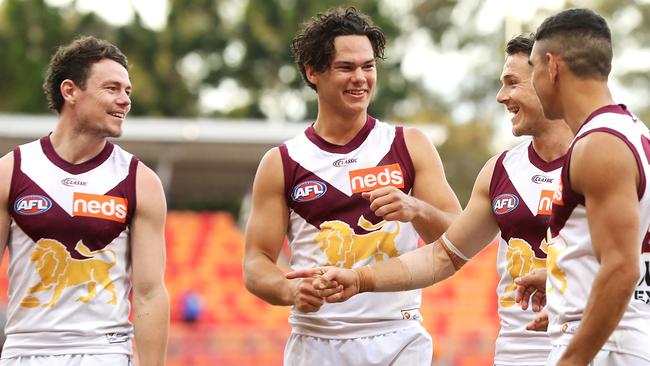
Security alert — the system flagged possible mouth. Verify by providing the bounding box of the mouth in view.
[108,112,126,120]
[344,89,367,97]
[507,105,520,120]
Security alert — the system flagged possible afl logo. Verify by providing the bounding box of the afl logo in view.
[493,194,519,215]
[292,181,327,202]
[15,195,52,215]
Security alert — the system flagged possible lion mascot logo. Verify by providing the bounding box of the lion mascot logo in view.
[21,238,117,308]
[316,215,400,268]
[500,238,546,307]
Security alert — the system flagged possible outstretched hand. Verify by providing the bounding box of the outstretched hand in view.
[515,268,547,312]
[286,267,360,303]
[526,308,549,332]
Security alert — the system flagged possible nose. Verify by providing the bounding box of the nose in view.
[351,67,366,83]
[496,84,508,104]
[116,90,131,108]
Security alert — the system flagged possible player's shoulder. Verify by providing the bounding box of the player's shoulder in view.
[0,151,14,170]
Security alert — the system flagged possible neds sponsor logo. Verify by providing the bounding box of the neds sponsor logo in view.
[73,192,128,223]
[349,163,404,194]
[15,195,52,215]
[292,181,327,202]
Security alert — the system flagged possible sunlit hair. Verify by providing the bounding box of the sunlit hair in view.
[534,8,612,81]
[506,33,535,56]
[43,36,128,112]
[291,6,386,91]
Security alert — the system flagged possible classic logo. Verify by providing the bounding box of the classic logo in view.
[333,158,358,167]
[72,192,128,223]
[493,194,519,215]
[61,178,87,187]
[537,189,555,215]
[15,195,52,215]
[292,181,327,202]
[531,175,553,184]
[349,163,404,194]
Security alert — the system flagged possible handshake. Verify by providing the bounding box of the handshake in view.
[284,267,361,313]
[286,265,549,332]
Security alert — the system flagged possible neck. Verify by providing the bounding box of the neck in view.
[50,118,107,164]
[312,107,368,145]
[531,119,574,162]
[560,79,614,134]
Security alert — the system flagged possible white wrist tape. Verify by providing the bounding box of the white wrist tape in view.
[440,233,470,261]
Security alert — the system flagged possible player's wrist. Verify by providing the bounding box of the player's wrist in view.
[354,266,375,293]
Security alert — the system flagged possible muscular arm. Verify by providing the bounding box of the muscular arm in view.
[364,154,500,291]
[558,133,641,365]
[243,148,292,305]
[404,128,462,242]
[131,163,170,366]
[289,156,501,299]
[0,153,13,263]
[243,148,326,312]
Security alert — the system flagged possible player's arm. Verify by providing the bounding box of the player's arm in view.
[557,133,641,366]
[131,162,170,366]
[364,128,461,243]
[0,152,13,263]
[243,148,326,312]
[289,155,501,300]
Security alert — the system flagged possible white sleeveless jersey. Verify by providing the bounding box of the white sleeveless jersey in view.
[4,136,137,358]
[280,117,423,338]
[489,141,562,365]
[547,105,650,360]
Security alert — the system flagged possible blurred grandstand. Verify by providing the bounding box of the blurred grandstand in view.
[0,114,498,365]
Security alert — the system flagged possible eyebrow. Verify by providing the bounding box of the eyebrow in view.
[332,59,376,66]
[501,73,516,82]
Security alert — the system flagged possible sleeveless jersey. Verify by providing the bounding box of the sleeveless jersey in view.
[547,104,650,360]
[4,136,137,358]
[280,116,423,338]
[489,141,562,365]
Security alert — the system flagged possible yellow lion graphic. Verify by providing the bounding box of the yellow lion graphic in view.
[500,238,546,307]
[316,216,400,268]
[546,237,568,294]
[21,239,117,308]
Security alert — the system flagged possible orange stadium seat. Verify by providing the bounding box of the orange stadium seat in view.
[0,211,499,365]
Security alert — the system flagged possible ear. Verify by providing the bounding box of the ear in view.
[305,64,319,87]
[545,53,559,85]
[60,79,77,105]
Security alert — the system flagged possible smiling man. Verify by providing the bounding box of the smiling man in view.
[286,33,574,366]
[243,6,461,366]
[515,8,650,366]
[0,36,169,366]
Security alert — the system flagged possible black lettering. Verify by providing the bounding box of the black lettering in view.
[639,261,650,287]
[634,290,650,304]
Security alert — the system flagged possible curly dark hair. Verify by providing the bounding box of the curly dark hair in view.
[291,7,386,90]
[505,33,535,56]
[535,8,612,81]
[43,36,128,112]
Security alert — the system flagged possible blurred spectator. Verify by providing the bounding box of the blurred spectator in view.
[181,291,203,323]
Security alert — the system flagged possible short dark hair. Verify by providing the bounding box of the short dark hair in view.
[291,7,386,90]
[506,33,535,56]
[534,8,612,81]
[43,36,129,112]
